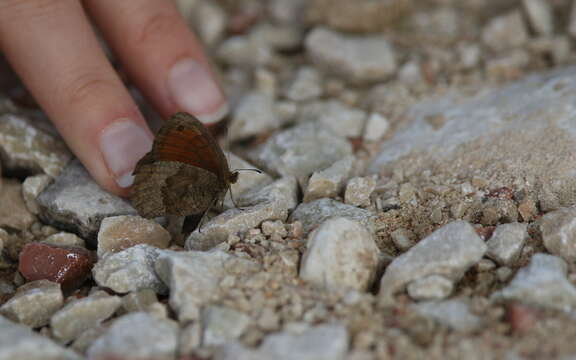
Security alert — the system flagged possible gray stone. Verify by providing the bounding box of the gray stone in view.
[70,326,106,355]
[0,114,72,177]
[486,223,528,265]
[289,198,377,234]
[300,217,380,291]
[299,100,366,138]
[223,153,274,209]
[249,122,352,180]
[0,280,63,328]
[50,290,121,342]
[523,0,553,36]
[284,67,323,102]
[369,67,576,212]
[306,27,397,84]
[250,23,303,52]
[482,11,529,52]
[37,160,136,241]
[412,300,482,332]
[218,36,273,67]
[390,228,415,252]
[269,0,306,25]
[0,229,5,255]
[260,324,349,360]
[230,92,280,141]
[407,275,454,301]
[363,113,390,142]
[0,316,81,360]
[186,177,298,250]
[121,289,158,313]
[201,305,252,346]
[0,179,35,231]
[493,253,576,312]
[379,221,486,299]
[214,342,268,360]
[190,0,226,46]
[540,207,576,262]
[22,174,52,215]
[344,176,376,207]
[42,232,86,248]
[179,322,202,356]
[97,215,170,259]
[155,250,259,321]
[303,155,354,203]
[87,312,178,360]
[570,0,576,39]
[93,244,167,294]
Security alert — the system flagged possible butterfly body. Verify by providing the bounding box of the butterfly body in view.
[130,112,237,218]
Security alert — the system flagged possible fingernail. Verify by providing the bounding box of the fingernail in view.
[168,58,228,124]
[100,120,153,188]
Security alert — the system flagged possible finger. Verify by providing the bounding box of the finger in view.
[0,0,154,195]
[85,0,228,124]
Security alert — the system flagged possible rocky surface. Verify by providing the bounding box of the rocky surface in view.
[3,0,576,358]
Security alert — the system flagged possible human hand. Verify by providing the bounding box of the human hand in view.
[0,0,228,196]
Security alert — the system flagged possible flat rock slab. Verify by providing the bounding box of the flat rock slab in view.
[369,66,576,211]
[37,160,136,241]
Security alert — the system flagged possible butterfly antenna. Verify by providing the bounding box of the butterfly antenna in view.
[233,168,263,174]
[228,186,244,211]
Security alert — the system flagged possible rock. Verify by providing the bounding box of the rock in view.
[570,0,576,39]
[269,0,306,25]
[299,100,367,138]
[344,176,376,207]
[379,221,486,299]
[485,49,530,81]
[390,228,415,252]
[201,305,252,346]
[186,177,298,250]
[363,113,390,142]
[70,326,106,355]
[218,36,273,67]
[190,0,227,46]
[42,232,85,248]
[37,160,136,241]
[21,174,52,215]
[0,280,63,328]
[50,291,122,343]
[300,217,380,291]
[214,342,268,360]
[369,67,576,212]
[250,23,303,52]
[306,0,411,33]
[284,67,323,102]
[155,250,259,321]
[261,220,287,238]
[87,312,178,360]
[412,300,482,332]
[97,215,170,259]
[0,113,72,177]
[18,242,93,292]
[259,324,349,360]
[249,122,352,180]
[229,92,280,141]
[289,198,377,234]
[522,0,553,36]
[303,156,354,203]
[406,275,454,301]
[121,289,158,313]
[0,179,34,231]
[0,316,81,360]
[223,153,274,209]
[493,254,576,312]
[540,207,576,262]
[93,244,167,294]
[482,11,529,52]
[305,27,397,85]
[254,67,278,98]
[486,223,527,265]
[0,229,5,254]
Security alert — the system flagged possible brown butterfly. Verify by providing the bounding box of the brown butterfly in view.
[130,112,239,218]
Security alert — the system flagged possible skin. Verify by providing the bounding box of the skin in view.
[0,0,228,196]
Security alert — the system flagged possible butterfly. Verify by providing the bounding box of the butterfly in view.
[130,112,239,219]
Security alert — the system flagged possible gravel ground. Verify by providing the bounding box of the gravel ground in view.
[2,0,576,359]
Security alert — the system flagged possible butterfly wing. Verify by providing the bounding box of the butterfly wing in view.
[152,112,230,180]
[130,160,226,218]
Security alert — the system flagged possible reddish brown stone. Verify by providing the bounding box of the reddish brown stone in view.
[18,242,94,291]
